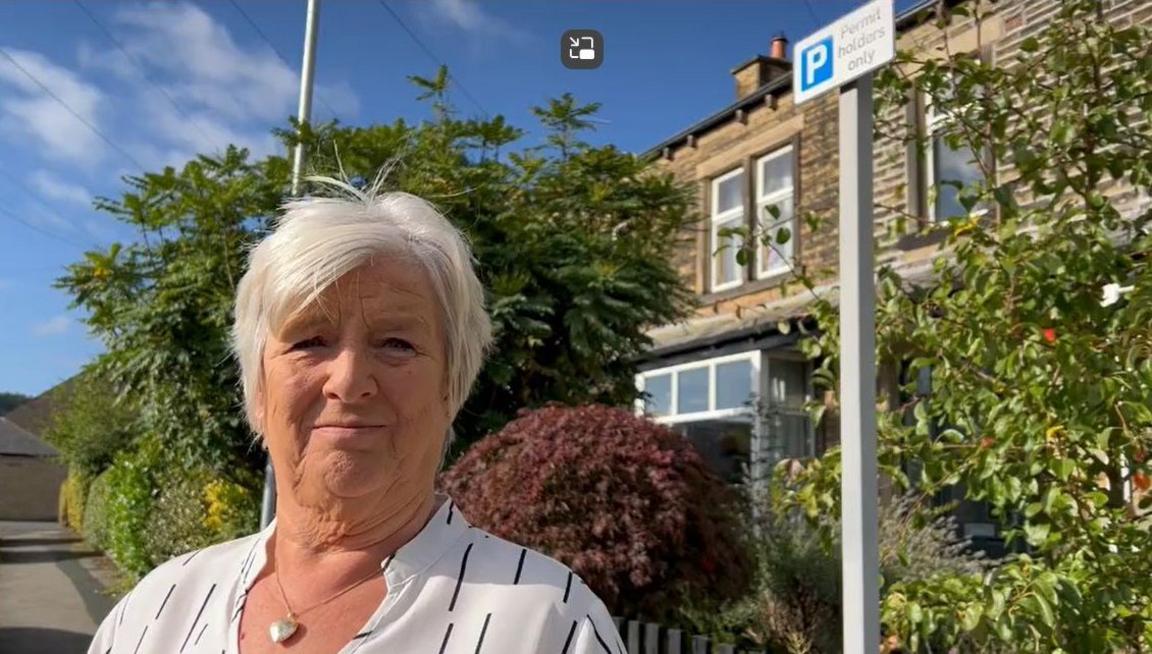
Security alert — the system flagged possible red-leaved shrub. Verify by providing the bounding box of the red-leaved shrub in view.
[439,404,752,620]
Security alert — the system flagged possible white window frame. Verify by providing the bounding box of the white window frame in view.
[636,351,760,424]
[924,92,988,223]
[759,351,817,461]
[755,145,796,279]
[709,167,746,293]
[637,351,817,487]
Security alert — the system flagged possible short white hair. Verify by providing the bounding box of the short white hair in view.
[230,177,493,437]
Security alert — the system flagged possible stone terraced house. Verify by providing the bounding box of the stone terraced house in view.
[635,0,1152,550]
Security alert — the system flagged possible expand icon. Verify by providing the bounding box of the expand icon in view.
[561,30,603,69]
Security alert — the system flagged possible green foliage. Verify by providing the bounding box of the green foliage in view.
[44,369,138,479]
[753,2,1152,650]
[56,73,696,470]
[297,93,696,447]
[103,438,163,580]
[144,468,215,564]
[55,151,284,477]
[60,470,88,532]
[686,493,989,653]
[83,470,112,552]
[202,472,261,542]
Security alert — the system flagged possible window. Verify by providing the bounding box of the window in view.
[638,353,758,482]
[759,356,814,468]
[755,145,796,278]
[925,92,986,222]
[710,168,746,292]
[636,351,814,485]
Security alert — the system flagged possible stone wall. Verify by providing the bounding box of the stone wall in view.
[652,0,1150,327]
[0,455,67,521]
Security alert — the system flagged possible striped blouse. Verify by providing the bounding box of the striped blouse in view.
[88,495,625,653]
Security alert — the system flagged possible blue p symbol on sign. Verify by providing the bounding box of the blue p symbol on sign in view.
[800,36,833,91]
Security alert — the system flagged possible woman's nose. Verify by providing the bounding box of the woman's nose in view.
[322,345,378,401]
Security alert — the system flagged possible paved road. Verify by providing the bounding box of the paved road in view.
[0,521,118,654]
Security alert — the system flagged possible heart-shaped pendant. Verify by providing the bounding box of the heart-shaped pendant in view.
[269,617,299,643]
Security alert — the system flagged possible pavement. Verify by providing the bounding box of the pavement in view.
[0,521,120,654]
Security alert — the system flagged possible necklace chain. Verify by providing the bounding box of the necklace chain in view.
[273,560,383,620]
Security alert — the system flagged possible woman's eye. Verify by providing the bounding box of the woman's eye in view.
[291,336,324,350]
[380,338,416,354]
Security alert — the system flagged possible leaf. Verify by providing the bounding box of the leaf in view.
[1024,521,1051,546]
[961,604,984,631]
[1042,486,1060,514]
[988,589,1007,620]
[908,601,923,625]
[775,226,792,245]
[1054,458,1076,481]
[1088,448,1109,465]
[1033,592,1056,627]
[995,616,1013,642]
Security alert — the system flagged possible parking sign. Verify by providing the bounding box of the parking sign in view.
[800,36,834,93]
[792,0,894,105]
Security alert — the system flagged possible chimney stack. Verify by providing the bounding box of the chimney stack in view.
[731,32,792,100]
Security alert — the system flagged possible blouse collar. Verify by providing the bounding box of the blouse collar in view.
[240,493,471,592]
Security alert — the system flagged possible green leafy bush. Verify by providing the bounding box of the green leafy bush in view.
[83,470,112,551]
[202,474,260,542]
[103,440,162,579]
[440,404,751,622]
[59,471,88,531]
[744,1,1152,649]
[144,467,261,564]
[44,369,137,480]
[144,468,214,564]
[57,478,69,526]
[686,492,990,653]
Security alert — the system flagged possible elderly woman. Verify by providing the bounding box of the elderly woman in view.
[89,181,625,654]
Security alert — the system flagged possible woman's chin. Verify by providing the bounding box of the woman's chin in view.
[299,452,395,501]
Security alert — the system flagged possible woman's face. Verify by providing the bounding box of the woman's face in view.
[258,258,450,510]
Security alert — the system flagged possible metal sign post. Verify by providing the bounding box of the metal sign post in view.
[837,72,880,653]
[262,0,322,529]
[792,0,893,651]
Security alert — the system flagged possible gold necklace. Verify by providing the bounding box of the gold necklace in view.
[268,562,383,644]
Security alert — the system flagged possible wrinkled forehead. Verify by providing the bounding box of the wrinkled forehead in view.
[271,259,441,336]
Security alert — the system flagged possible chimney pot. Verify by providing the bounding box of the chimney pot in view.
[771,33,789,60]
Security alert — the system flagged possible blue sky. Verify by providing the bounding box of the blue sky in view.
[0,0,921,398]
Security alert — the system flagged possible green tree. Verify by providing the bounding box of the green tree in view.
[749,1,1152,650]
[55,74,695,480]
[43,368,137,480]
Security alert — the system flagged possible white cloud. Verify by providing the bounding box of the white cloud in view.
[32,314,71,336]
[112,2,299,123]
[316,80,362,121]
[7,0,360,188]
[424,0,523,38]
[137,92,281,161]
[29,170,92,207]
[74,1,357,166]
[24,205,74,232]
[0,49,106,164]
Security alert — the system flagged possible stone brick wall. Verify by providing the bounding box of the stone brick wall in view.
[652,0,1150,327]
[0,456,67,521]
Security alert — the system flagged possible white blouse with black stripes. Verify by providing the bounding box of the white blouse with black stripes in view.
[88,495,625,654]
